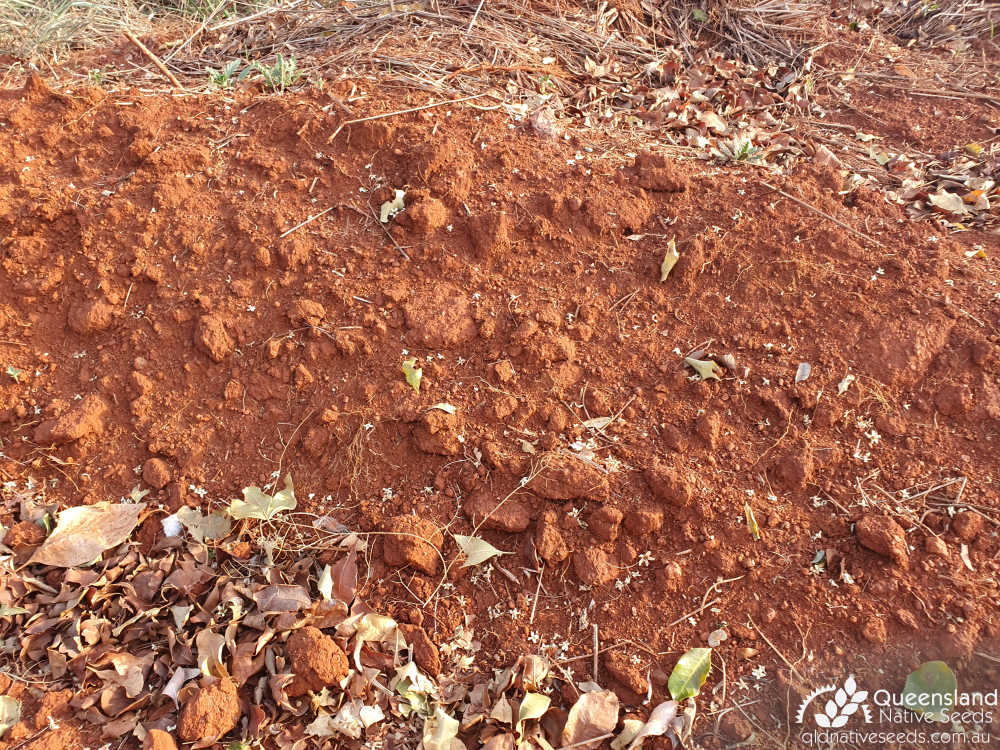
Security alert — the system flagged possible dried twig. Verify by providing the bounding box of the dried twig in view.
[279,206,334,238]
[123,29,182,89]
[760,181,885,248]
[327,93,488,142]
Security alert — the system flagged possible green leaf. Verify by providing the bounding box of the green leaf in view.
[903,661,957,722]
[0,696,21,738]
[684,357,723,381]
[692,8,708,22]
[660,237,680,281]
[668,647,712,701]
[454,534,510,568]
[5,366,22,383]
[402,358,422,393]
[226,742,251,750]
[0,605,29,618]
[229,474,296,521]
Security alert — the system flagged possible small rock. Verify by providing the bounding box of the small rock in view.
[589,507,623,542]
[736,647,759,659]
[855,514,909,569]
[285,626,350,696]
[643,461,692,506]
[382,515,443,575]
[194,315,234,362]
[924,535,949,557]
[288,298,326,327]
[143,729,178,750]
[399,624,441,676]
[935,384,972,417]
[142,458,172,490]
[584,389,613,416]
[33,395,108,445]
[535,511,569,564]
[463,490,530,533]
[952,511,984,542]
[603,650,648,695]
[657,561,684,592]
[530,453,608,501]
[625,509,663,535]
[572,548,616,586]
[68,300,115,335]
[177,678,240,742]
[861,616,887,644]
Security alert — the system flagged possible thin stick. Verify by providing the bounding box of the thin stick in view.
[328,93,486,142]
[528,566,544,625]
[123,29,182,89]
[557,734,615,750]
[666,597,720,628]
[759,181,885,248]
[467,0,486,33]
[592,624,599,680]
[365,203,411,261]
[748,616,803,681]
[279,206,334,238]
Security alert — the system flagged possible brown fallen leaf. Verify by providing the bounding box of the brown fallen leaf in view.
[254,584,312,613]
[562,689,619,749]
[28,502,146,568]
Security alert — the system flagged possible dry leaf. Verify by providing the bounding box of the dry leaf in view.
[660,238,680,281]
[745,503,761,541]
[928,188,968,215]
[562,690,620,750]
[229,474,296,521]
[0,696,20,739]
[196,629,227,678]
[254,584,311,613]
[176,506,231,542]
[380,189,405,223]
[454,534,510,568]
[28,502,146,567]
[626,700,679,749]
[684,357,723,381]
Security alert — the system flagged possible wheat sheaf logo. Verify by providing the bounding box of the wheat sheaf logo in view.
[795,675,873,728]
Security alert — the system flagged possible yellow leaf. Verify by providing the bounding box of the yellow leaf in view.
[744,502,761,541]
[684,357,722,381]
[402,357,422,393]
[660,237,680,281]
[965,143,982,155]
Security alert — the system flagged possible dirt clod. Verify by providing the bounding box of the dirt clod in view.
[194,315,234,362]
[142,457,172,489]
[535,511,569,564]
[643,461,692,506]
[412,409,464,456]
[855,515,909,569]
[177,677,240,742]
[530,453,608,501]
[288,298,326,327]
[404,284,478,348]
[382,515,444,575]
[463,490,530,532]
[33,395,108,445]
[400,623,442,676]
[67,299,115,335]
[625,509,663,535]
[589,506,623,542]
[572,548,615,586]
[952,511,984,542]
[143,729,178,750]
[603,649,648,695]
[285,626,350,696]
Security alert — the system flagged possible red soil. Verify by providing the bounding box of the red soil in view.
[1,67,998,747]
